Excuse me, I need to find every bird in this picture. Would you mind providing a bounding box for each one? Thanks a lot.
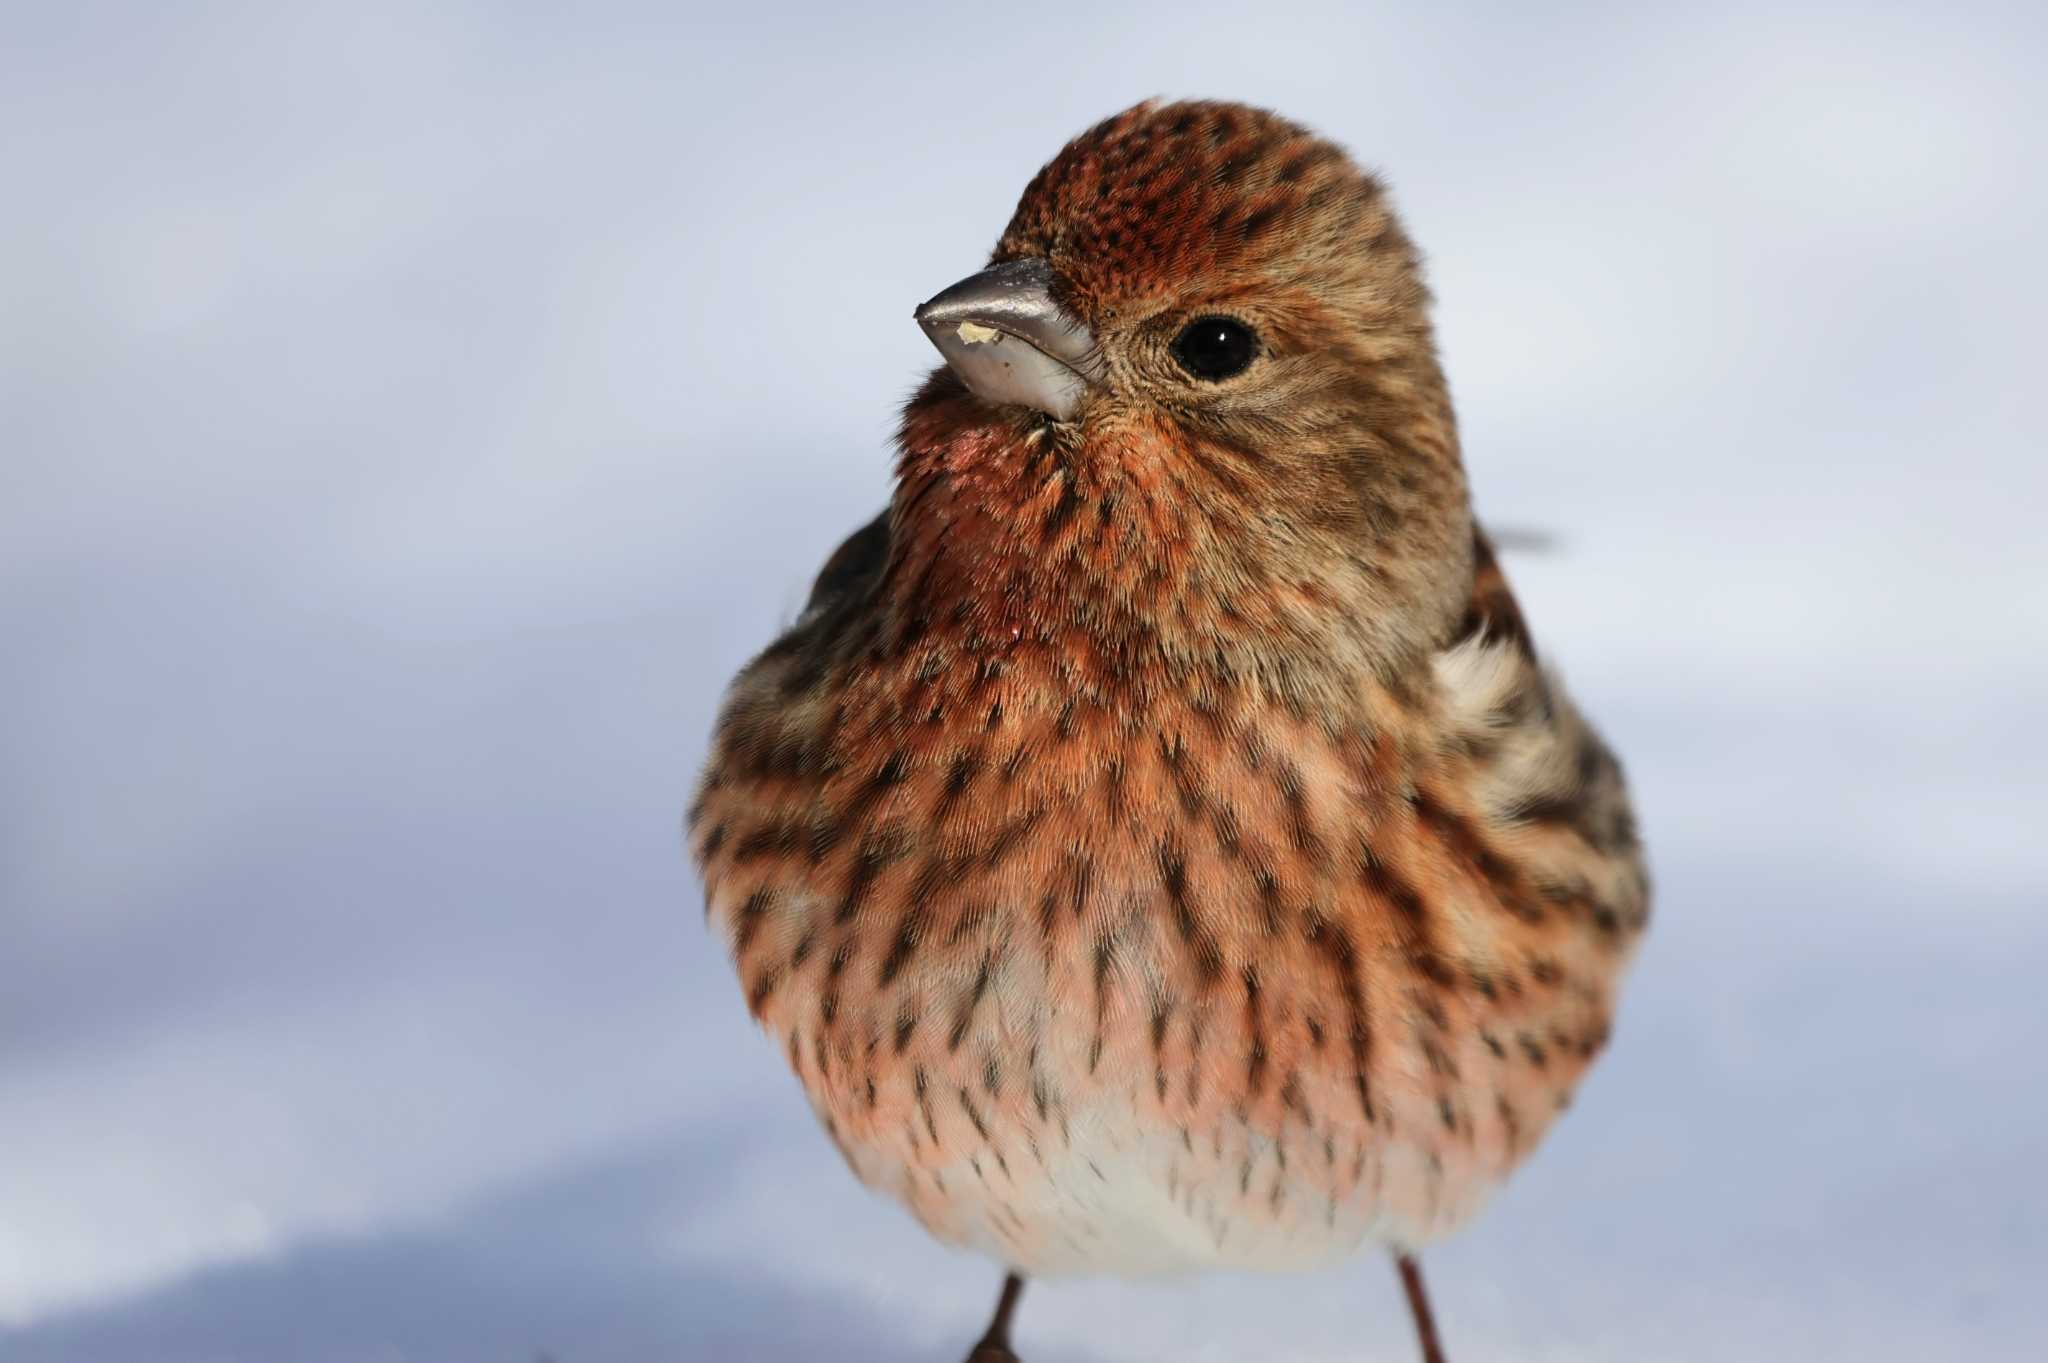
[687,99,1649,1363]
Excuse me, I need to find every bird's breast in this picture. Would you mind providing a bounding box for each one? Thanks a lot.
[691,650,1632,1266]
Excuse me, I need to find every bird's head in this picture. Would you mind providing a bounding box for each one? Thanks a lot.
[899,100,1475,682]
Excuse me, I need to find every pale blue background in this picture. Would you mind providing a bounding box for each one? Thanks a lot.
[4,2,2044,1359]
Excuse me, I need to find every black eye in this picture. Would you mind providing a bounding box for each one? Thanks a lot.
[1171,316,1259,381]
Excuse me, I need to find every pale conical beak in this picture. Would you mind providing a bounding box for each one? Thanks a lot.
[914,258,1102,421]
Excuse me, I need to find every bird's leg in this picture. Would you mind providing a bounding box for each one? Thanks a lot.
[1395,1253,1449,1363]
[962,1272,1027,1363]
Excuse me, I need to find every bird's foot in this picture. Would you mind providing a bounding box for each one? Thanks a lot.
[962,1345,1020,1363]
[960,1271,1026,1361]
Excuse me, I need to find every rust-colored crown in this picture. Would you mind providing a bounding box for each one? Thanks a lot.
[994,100,1406,315]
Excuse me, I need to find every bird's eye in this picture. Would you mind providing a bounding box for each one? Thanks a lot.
[1170,316,1259,381]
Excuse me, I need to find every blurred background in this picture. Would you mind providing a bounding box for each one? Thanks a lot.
[4,2,2044,1360]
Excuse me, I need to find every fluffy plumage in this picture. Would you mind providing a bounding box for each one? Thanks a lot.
[689,99,1648,1358]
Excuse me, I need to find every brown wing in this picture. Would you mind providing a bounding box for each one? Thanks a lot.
[801,510,890,620]
[1454,525,1535,658]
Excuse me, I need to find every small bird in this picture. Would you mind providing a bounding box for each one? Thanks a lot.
[688,100,1648,1363]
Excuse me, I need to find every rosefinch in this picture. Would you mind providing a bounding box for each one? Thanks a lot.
[689,99,1648,1363]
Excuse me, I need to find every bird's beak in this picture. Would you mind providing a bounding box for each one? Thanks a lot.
[914,258,1103,422]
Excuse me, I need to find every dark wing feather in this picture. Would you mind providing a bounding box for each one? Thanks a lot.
[802,511,891,620]
[1456,525,1534,659]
